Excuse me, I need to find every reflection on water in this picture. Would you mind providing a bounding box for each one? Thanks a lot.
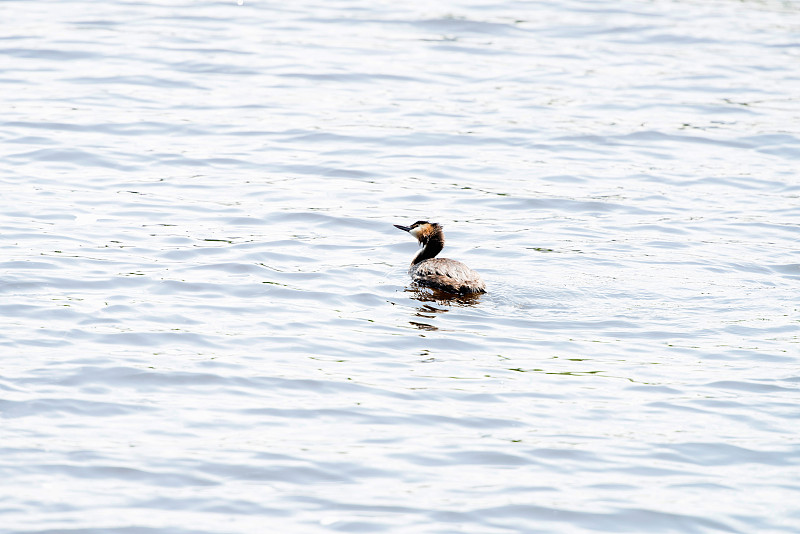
[2,0,799,533]
[406,287,485,306]
[404,287,486,330]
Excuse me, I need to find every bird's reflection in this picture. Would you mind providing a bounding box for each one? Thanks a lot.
[404,286,483,331]
[406,286,484,307]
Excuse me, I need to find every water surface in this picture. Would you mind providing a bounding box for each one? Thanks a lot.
[1,0,799,532]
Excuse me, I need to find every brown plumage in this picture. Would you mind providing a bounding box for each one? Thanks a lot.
[394,221,486,295]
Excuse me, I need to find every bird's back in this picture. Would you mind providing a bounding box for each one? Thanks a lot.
[410,258,486,294]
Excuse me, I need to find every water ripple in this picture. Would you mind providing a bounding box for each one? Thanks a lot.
[1,0,799,532]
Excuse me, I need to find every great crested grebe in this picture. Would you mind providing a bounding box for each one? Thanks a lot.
[394,221,486,295]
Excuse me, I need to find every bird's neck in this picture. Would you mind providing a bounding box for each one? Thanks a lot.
[412,234,444,265]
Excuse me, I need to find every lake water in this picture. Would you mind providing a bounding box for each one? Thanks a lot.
[1,0,799,532]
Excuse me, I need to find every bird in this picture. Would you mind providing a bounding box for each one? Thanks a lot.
[394,220,486,295]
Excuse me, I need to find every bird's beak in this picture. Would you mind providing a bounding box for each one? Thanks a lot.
[394,224,411,232]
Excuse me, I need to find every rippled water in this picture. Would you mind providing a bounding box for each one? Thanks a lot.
[2,0,799,532]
